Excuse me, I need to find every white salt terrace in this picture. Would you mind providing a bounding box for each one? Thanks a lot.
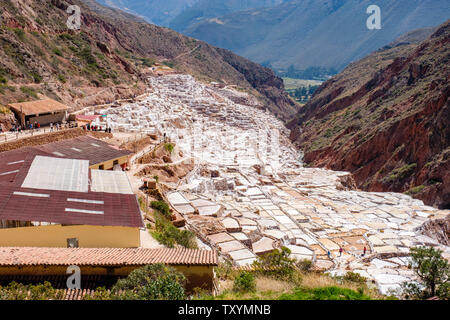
[103,74,449,296]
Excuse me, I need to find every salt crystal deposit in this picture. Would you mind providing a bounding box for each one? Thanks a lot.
[104,74,449,296]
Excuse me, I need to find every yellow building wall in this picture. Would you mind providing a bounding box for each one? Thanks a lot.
[0,224,140,248]
[89,155,129,170]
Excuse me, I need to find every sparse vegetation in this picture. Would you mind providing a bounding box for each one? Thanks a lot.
[150,200,172,219]
[199,249,383,300]
[0,106,11,114]
[279,286,371,300]
[162,61,175,68]
[57,74,66,83]
[150,210,197,249]
[0,281,64,300]
[252,247,298,280]
[405,185,425,195]
[402,246,449,300]
[111,264,186,300]
[233,271,256,293]
[20,86,38,99]
[382,163,417,184]
[164,143,174,153]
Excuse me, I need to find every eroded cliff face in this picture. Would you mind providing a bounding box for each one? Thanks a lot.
[289,21,450,209]
[0,111,16,131]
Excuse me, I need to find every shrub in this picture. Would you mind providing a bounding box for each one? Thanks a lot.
[0,106,11,114]
[13,28,25,40]
[0,281,63,300]
[164,143,174,153]
[30,72,42,84]
[57,74,66,83]
[112,264,186,300]
[253,247,297,279]
[215,260,237,280]
[52,48,63,57]
[151,211,197,249]
[297,259,313,272]
[233,271,256,293]
[150,200,172,219]
[162,61,175,68]
[342,272,367,284]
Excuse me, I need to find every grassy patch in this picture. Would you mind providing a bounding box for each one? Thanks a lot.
[13,28,26,41]
[0,85,15,95]
[57,74,66,83]
[279,286,371,300]
[20,86,38,99]
[405,185,426,195]
[0,75,7,84]
[162,61,175,68]
[150,207,197,249]
[382,163,417,184]
[150,200,171,219]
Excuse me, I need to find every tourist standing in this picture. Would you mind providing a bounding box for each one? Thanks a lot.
[339,247,343,257]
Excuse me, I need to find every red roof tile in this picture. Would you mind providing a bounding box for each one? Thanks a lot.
[0,247,218,266]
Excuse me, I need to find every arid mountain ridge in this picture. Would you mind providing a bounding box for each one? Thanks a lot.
[0,0,296,120]
[289,21,450,209]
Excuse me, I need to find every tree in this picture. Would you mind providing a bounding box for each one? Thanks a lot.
[402,246,449,299]
[111,264,186,300]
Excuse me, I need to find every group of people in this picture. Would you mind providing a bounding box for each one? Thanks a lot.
[82,123,112,133]
[327,246,368,259]
[9,121,40,133]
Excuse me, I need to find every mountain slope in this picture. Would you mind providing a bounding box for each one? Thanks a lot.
[0,0,296,120]
[169,0,287,31]
[181,0,450,74]
[288,21,450,209]
[95,0,200,26]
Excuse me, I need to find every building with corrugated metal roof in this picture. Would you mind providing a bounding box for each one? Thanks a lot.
[0,146,143,248]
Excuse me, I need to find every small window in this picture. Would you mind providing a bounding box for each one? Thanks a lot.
[99,165,104,170]
[113,160,119,166]
[67,238,79,248]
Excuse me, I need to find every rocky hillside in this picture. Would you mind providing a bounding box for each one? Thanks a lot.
[289,21,450,209]
[0,0,296,120]
[96,0,200,26]
[174,0,450,75]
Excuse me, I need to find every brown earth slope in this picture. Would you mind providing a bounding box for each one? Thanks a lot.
[289,21,450,209]
[0,0,296,120]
